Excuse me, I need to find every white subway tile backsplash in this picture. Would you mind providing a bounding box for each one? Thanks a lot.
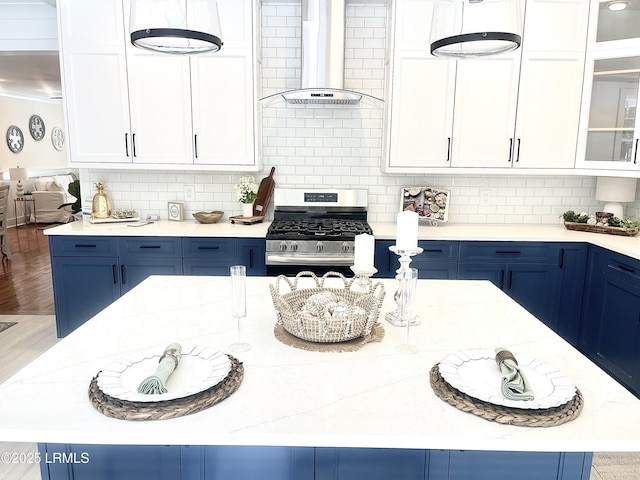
[76,3,634,226]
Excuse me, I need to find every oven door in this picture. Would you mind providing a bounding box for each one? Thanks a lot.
[265,253,355,277]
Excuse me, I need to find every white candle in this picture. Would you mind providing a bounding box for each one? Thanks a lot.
[396,210,418,250]
[353,233,375,271]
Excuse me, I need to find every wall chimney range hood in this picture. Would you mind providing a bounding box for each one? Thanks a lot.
[260,0,383,106]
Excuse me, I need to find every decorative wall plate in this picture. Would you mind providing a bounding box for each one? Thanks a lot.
[6,125,24,153]
[29,115,45,140]
[51,126,64,151]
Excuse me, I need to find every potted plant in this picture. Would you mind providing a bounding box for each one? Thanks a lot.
[234,175,258,217]
[58,173,82,221]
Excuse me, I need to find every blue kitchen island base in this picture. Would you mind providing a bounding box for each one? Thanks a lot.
[38,444,592,480]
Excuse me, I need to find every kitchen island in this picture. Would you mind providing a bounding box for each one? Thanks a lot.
[0,275,639,479]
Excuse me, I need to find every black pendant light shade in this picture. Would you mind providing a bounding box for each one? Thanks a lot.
[130,0,223,54]
[430,0,522,58]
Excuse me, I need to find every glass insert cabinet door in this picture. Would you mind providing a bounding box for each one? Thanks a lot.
[582,55,640,167]
[594,0,640,45]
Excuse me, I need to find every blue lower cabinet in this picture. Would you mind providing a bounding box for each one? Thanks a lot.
[235,238,266,276]
[374,240,458,279]
[448,451,592,480]
[38,445,592,480]
[182,237,266,276]
[315,447,432,480]
[38,444,181,480]
[457,262,557,323]
[551,243,588,346]
[51,256,122,337]
[181,445,314,480]
[119,258,184,294]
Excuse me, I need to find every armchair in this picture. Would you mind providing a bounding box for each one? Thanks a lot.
[31,175,78,224]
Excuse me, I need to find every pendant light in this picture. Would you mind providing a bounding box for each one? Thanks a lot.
[430,0,522,59]
[129,0,223,54]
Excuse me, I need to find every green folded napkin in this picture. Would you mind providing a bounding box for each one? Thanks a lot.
[495,348,534,401]
[137,343,182,395]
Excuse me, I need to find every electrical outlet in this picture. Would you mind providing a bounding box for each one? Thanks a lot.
[146,214,160,221]
[184,185,195,202]
[480,189,491,207]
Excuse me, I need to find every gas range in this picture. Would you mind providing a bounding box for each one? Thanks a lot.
[265,188,371,273]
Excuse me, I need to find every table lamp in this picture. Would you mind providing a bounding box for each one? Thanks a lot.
[9,167,28,197]
[595,176,637,219]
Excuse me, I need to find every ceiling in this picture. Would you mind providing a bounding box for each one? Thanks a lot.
[0,0,61,102]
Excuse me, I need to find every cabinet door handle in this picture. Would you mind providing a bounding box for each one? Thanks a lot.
[121,265,126,284]
[495,250,521,255]
[198,246,220,250]
[616,264,636,274]
[194,134,198,158]
[139,245,161,249]
[515,138,521,162]
[424,249,444,253]
[74,244,97,249]
[634,139,639,164]
[446,137,451,162]
[499,270,505,289]
[558,248,565,268]
[507,270,513,290]
[508,138,513,162]
[249,249,253,268]
[125,133,129,157]
[112,264,118,284]
[132,133,137,157]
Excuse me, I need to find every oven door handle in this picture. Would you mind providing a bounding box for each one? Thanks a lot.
[266,254,354,266]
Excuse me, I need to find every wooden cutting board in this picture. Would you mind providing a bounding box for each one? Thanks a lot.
[253,167,276,217]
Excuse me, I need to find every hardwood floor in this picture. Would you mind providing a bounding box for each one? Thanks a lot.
[0,224,55,315]
[0,226,638,479]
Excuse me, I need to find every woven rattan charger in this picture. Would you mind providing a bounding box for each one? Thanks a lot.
[89,355,243,421]
[429,364,583,427]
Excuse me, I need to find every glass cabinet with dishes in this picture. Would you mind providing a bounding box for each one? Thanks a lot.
[576,0,640,170]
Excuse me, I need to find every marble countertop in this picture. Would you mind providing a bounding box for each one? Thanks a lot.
[46,220,640,261]
[0,275,639,452]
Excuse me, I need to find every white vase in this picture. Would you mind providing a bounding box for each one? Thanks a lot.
[241,202,254,217]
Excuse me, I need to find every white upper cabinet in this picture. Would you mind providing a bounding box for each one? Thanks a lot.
[59,0,258,170]
[191,0,256,168]
[385,0,456,170]
[511,0,589,169]
[59,0,132,164]
[384,0,588,173]
[576,0,640,172]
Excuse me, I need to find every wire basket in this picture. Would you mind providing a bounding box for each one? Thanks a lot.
[269,271,385,343]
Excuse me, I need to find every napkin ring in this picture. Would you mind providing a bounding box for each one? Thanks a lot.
[160,348,181,367]
[495,349,517,366]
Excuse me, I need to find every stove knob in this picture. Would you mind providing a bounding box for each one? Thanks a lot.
[316,241,324,252]
[341,242,350,253]
[279,241,288,251]
[290,241,298,251]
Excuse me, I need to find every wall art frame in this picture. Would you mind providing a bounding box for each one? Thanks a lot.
[400,186,450,223]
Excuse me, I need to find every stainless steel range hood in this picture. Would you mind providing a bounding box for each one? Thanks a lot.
[260,0,383,106]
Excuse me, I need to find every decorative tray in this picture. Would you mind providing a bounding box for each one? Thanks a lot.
[96,345,231,403]
[89,211,141,224]
[438,349,576,410]
[563,221,640,237]
[229,215,265,225]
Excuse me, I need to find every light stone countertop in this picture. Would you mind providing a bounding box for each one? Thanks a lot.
[0,275,638,452]
[46,220,640,261]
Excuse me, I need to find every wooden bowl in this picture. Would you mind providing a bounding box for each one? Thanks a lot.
[193,211,224,224]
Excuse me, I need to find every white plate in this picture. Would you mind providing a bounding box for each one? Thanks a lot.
[438,349,576,409]
[96,345,232,403]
